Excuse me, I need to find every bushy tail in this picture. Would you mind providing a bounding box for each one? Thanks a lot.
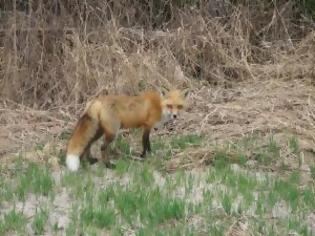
[66,114,98,171]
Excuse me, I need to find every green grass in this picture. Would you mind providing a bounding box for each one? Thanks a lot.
[221,193,232,215]
[288,136,300,155]
[274,179,300,211]
[65,204,80,236]
[15,162,54,200]
[0,134,314,235]
[32,207,49,235]
[114,158,131,176]
[135,162,155,185]
[0,180,13,203]
[288,218,310,236]
[62,171,96,199]
[170,134,203,149]
[80,204,116,229]
[302,186,315,210]
[267,136,280,157]
[0,209,27,234]
[113,184,186,225]
[113,134,132,156]
[151,136,167,151]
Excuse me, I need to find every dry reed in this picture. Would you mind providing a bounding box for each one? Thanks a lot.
[0,0,314,159]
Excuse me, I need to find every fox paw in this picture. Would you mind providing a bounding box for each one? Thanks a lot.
[87,157,98,165]
[105,162,116,169]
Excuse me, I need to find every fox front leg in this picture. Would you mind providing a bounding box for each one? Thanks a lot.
[141,129,151,158]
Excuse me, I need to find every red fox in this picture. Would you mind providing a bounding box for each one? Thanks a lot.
[66,89,188,171]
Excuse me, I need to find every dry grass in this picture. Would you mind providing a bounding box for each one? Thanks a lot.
[165,78,315,171]
[0,1,315,160]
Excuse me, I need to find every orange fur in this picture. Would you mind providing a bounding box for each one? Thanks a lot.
[65,89,187,171]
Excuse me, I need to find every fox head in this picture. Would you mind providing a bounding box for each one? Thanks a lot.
[161,89,189,120]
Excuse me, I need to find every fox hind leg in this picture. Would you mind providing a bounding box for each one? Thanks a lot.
[82,128,103,165]
[99,111,120,169]
[101,133,116,168]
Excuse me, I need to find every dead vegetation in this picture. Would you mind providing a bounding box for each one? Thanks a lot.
[0,0,315,163]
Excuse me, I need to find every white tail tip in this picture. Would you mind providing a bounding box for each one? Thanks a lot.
[66,154,80,171]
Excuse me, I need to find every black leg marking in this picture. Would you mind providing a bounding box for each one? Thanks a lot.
[147,136,151,152]
[101,135,116,169]
[101,143,107,151]
[105,162,116,169]
[141,129,151,158]
[87,157,98,165]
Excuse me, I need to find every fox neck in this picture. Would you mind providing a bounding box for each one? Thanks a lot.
[154,107,172,130]
[161,108,172,123]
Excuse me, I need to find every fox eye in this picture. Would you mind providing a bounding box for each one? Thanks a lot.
[177,105,183,109]
[167,104,173,109]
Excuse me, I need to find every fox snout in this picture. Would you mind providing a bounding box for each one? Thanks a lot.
[165,110,178,120]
